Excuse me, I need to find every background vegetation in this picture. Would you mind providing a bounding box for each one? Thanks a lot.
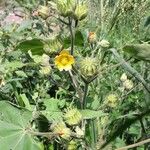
[0,0,150,149]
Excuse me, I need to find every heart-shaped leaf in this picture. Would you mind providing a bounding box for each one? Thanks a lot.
[0,101,43,150]
[16,39,44,55]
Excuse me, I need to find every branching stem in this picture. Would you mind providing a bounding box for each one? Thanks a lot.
[116,138,150,150]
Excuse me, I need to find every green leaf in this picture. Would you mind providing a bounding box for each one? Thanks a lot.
[43,98,60,111]
[80,109,107,119]
[16,39,44,55]
[0,101,43,150]
[15,71,28,78]
[63,30,84,48]
[101,109,150,149]
[41,111,63,121]
[16,20,33,32]
[115,138,126,148]
[3,61,25,72]
[123,44,150,62]
[19,94,32,111]
[42,98,63,121]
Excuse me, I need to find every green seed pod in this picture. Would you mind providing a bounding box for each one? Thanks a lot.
[38,5,49,19]
[67,140,78,150]
[64,108,82,126]
[120,73,128,82]
[56,0,76,17]
[105,93,118,108]
[44,39,62,54]
[73,3,88,21]
[79,57,98,77]
[51,122,71,140]
[98,39,110,48]
[39,66,51,75]
[41,54,50,66]
[123,79,134,90]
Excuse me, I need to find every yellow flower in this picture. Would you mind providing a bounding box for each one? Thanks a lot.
[54,50,75,71]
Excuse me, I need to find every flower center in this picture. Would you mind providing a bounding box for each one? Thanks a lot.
[61,57,69,65]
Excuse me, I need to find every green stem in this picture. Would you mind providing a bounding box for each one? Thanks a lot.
[69,70,83,101]
[90,119,97,149]
[110,48,150,93]
[68,17,75,55]
[82,83,89,109]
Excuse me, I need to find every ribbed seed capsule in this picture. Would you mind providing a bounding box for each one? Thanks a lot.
[80,57,98,77]
[105,93,118,108]
[39,66,51,75]
[56,0,76,17]
[38,5,49,19]
[73,3,88,21]
[51,122,71,140]
[44,39,62,54]
[67,140,78,150]
[64,108,82,126]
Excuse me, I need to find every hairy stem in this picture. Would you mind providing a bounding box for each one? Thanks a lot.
[90,119,97,149]
[82,83,89,109]
[68,17,75,55]
[116,138,150,150]
[110,48,150,93]
[69,70,83,101]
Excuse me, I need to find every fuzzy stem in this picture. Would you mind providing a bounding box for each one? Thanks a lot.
[90,119,97,149]
[82,83,89,109]
[69,70,83,101]
[68,17,75,55]
[100,0,104,31]
[116,138,150,150]
[110,48,150,93]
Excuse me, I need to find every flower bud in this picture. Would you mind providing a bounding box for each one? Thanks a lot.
[75,126,84,137]
[67,140,78,150]
[79,57,98,77]
[44,39,62,54]
[88,32,97,44]
[120,73,128,82]
[56,0,76,17]
[105,93,118,108]
[41,54,50,66]
[98,39,110,48]
[123,79,134,90]
[51,122,71,140]
[38,5,49,19]
[100,116,109,126]
[39,66,51,75]
[64,108,82,126]
[0,77,5,88]
[73,3,88,21]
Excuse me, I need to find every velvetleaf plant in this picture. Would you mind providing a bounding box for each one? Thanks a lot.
[0,0,150,149]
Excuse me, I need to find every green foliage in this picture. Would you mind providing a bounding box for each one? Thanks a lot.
[0,0,150,149]
[63,30,84,48]
[16,39,44,55]
[0,101,43,150]
[123,43,150,62]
